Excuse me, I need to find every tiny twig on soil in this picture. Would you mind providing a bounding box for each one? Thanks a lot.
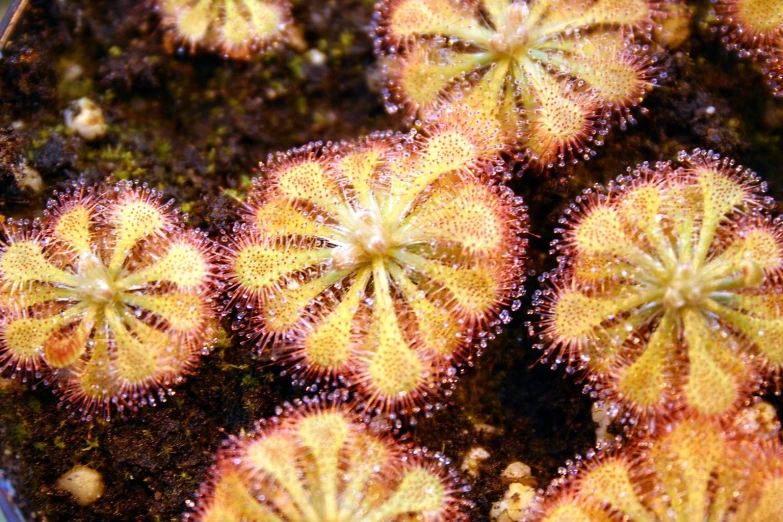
[0,0,30,51]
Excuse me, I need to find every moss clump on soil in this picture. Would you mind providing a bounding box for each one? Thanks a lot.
[0,1,781,521]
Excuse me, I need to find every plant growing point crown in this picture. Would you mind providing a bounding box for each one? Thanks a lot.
[531,149,783,422]
[535,414,783,521]
[188,404,468,521]
[222,116,528,416]
[156,0,293,60]
[0,180,219,421]
[715,0,783,96]
[376,0,668,169]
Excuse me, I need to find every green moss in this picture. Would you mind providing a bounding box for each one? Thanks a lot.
[288,56,305,80]
[227,97,244,113]
[57,75,95,101]
[10,422,30,446]
[26,397,41,414]
[81,438,100,452]
[87,145,145,180]
[218,361,249,372]
[240,373,259,390]
[296,96,308,114]
[220,188,242,200]
[339,31,354,49]
[154,141,172,162]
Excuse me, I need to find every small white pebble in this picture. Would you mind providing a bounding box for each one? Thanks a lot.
[501,461,536,486]
[64,98,108,141]
[15,163,43,193]
[736,401,781,438]
[473,422,500,435]
[56,465,104,506]
[62,63,84,82]
[364,64,385,94]
[461,446,490,478]
[305,49,326,67]
[490,483,538,522]
[592,402,618,443]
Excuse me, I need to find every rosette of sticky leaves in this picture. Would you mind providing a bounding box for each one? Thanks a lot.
[156,0,293,60]
[376,0,668,169]
[188,405,468,522]
[715,0,783,96]
[223,121,527,415]
[0,181,217,420]
[531,149,783,421]
[534,415,783,522]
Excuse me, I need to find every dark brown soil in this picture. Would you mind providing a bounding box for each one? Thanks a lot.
[0,1,781,521]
